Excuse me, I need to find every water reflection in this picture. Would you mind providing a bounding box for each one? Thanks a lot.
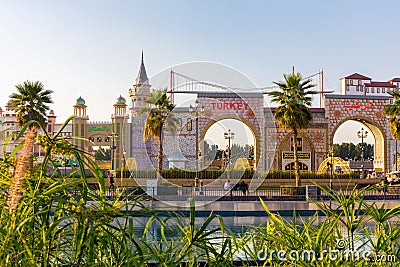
[117,214,393,251]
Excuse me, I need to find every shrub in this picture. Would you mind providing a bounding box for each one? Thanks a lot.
[262,170,359,179]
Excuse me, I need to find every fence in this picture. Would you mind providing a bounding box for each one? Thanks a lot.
[68,184,400,202]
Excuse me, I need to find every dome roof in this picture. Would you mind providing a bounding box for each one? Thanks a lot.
[76,96,85,105]
[116,95,126,105]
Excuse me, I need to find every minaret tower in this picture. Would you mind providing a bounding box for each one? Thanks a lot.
[129,51,151,115]
[111,95,129,169]
[72,96,89,150]
[47,110,56,136]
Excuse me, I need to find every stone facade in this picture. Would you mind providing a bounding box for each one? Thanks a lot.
[324,94,391,171]
[265,108,328,172]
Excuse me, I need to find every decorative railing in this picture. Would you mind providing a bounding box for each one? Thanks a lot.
[68,184,400,202]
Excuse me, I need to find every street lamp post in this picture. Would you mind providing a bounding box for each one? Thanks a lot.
[123,149,126,172]
[357,127,368,161]
[108,131,119,179]
[327,147,334,207]
[224,129,235,173]
[122,148,126,188]
[328,147,333,190]
[361,164,364,179]
[189,100,205,188]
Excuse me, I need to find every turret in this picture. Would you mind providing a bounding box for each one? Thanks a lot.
[129,51,151,111]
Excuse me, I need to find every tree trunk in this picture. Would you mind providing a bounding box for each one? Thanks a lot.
[292,129,301,187]
[7,127,36,212]
[157,135,163,176]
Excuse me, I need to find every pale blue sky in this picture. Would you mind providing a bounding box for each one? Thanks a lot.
[0,1,397,145]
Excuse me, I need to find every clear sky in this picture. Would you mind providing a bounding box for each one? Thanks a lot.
[1,1,398,145]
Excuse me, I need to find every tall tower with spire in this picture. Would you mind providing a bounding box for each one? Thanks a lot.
[129,51,151,115]
[129,52,155,170]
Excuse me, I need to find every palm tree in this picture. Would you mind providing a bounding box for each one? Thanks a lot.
[7,80,53,212]
[268,69,316,187]
[384,90,400,170]
[384,90,400,140]
[10,81,53,129]
[140,89,178,175]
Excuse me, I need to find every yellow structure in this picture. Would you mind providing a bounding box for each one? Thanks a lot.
[126,158,138,171]
[317,157,352,173]
[234,158,251,170]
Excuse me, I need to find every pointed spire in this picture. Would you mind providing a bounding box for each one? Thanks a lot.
[135,51,149,86]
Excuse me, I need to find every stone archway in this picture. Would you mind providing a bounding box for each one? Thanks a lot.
[330,116,386,171]
[196,92,265,171]
[277,132,315,171]
[324,94,390,172]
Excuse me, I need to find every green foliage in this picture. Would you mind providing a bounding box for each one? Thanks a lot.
[94,147,111,161]
[384,90,400,140]
[203,140,222,160]
[9,80,53,128]
[248,186,400,266]
[230,143,254,161]
[333,142,374,161]
[115,169,359,180]
[203,140,254,161]
[268,71,316,131]
[116,168,258,180]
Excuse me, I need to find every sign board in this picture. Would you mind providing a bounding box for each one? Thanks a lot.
[146,179,158,196]
[88,126,110,133]
[282,152,310,159]
[210,101,249,110]
[306,185,319,201]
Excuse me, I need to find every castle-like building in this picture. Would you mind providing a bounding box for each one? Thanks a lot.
[1,54,400,174]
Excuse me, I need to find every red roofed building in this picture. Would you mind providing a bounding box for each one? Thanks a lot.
[364,81,396,95]
[343,73,372,80]
[340,73,371,95]
[340,73,399,96]
[389,78,400,89]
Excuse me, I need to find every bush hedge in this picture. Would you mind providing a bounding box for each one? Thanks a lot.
[115,168,360,180]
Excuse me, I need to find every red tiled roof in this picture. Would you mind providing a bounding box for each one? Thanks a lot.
[364,81,396,88]
[342,73,371,80]
[389,78,400,82]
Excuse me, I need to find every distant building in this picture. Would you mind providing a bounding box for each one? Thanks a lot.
[340,73,400,96]
[0,99,71,157]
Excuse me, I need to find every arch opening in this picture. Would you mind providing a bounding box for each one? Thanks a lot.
[202,118,256,170]
[329,118,385,173]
